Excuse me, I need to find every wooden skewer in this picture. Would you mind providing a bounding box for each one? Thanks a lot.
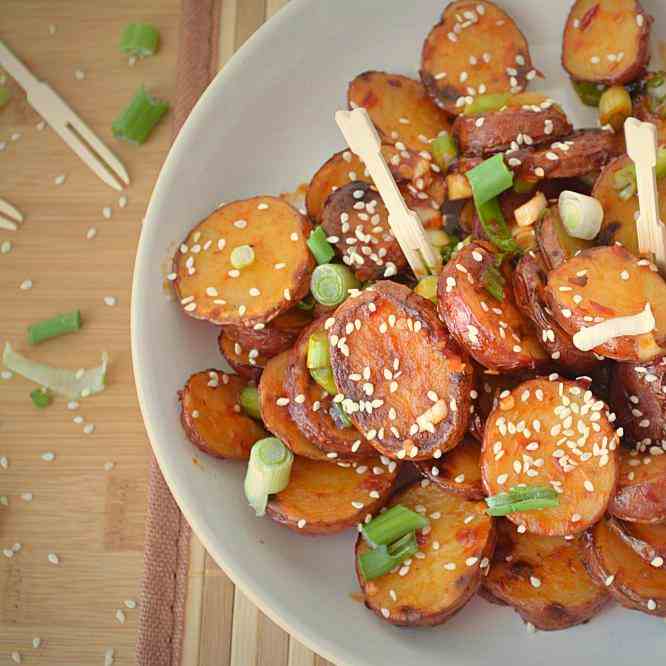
[335,108,441,279]
[624,117,666,269]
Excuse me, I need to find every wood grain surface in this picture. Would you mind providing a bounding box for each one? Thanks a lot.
[0,1,335,664]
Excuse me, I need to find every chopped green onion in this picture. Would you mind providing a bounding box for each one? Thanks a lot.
[477,198,520,255]
[306,332,330,369]
[362,504,429,548]
[240,386,261,420]
[120,23,160,57]
[244,437,293,517]
[513,177,537,195]
[467,154,514,207]
[645,73,666,116]
[486,497,560,516]
[3,343,108,400]
[430,133,458,171]
[27,309,81,345]
[309,367,337,395]
[296,295,315,311]
[482,262,505,301]
[330,402,353,429]
[230,244,255,269]
[463,93,511,115]
[30,388,52,409]
[112,86,169,145]
[426,229,450,250]
[485,485,559,516]
[598,86,632,132]
[414,275,438,302]
[358,531,419,581]
[558,191,603,240]
[571,80,606,107]
[441,236,461,263]
[0,87,11,109]
[307,226,336,265]
[310,263,360,307]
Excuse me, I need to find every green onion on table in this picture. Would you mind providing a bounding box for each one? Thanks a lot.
[112,86,169,145]
[30,387,52,409]
[119,23,160,57]
[27,309,81,345]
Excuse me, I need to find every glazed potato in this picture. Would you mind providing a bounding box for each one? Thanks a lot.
[593,154,666,255]
[348,71,451,153]
[609,445,666,523]
[267,454,398,535]
[608,517,666,566]
[259,352,330,462]
[546,245,666,362]
[608,358,666,451]
[328,281,474,461]
[483,519,609,630]
[416,436,484,500]
[179,370,267,459]
[421,0,535,115]
[287,319,376,460]
[355,480,496,626]
[218,330,268,382]
[481,377,619,536]
[535,206,594,271]
[173,197,314,327]
[437,241,548,372]
[583,516,666,617]
[562,0,652,85]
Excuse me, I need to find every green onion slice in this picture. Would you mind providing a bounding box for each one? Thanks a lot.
[330,402,353,429]
[481,261,505,301]
[30,388,52,409]
[306,331,331,370]
[513,177,537,195]
[0,87,11,109]
[120,23,160,57]
[467,154,514,207]
[230,244,255,269]
[240,386,261,420]
[414,275,438,302]
[3,342,108,400]
[571,80,606,107]
[307,226,336,265]
[430,133,458,171]
[310,263,360,307]
[358,531,419,581]
[485,485,559,517]
[558,191,603,240]
[477,198,520,255]
[309,367,337,395]
[463,93,511,115]
[27,309,81,345]
[362,504,429,549]
[244,437,293,517]
[112,86,169,145]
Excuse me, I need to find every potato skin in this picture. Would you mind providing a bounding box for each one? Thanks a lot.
[218,330,267,382]
[355,480,496,626]
[484,519,609,630]
[179,370,267,459]
[608,517,666,565]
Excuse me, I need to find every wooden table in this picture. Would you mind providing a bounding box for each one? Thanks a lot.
[0,1,333,664]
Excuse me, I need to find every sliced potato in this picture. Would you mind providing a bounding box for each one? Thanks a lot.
[536,206,594,271]
[287,319,376,460]
[218,330,268,381]
[513,250,601,374]
[545,245,666,362]
[267,454,398,535]
[355,480,495,626]
[348,71,451,153]
[329,281,473,461]
[609,445,666,523]
[608,518,666,566]
[416,436,484,500]
[593,154,666,255]
[173,197,314,327]
[481,377,619,536]
[583,516,666,616]
[437,241,548,372]
[420,0,535,115]
[562,0,652,85]
[483,519,609,630]
[179,370,267,459]
[608,358,666,451]
[259,352,330,462]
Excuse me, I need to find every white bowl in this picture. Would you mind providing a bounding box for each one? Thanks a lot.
[132,1,666,664]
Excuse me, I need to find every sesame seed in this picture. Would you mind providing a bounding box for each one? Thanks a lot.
[651,556,664,567]
[48,552,59,565]
[517,524,527,534]
[41,452,55,462]
[466,557,479,567]
[20,279,33,291]
[115,608,126,624]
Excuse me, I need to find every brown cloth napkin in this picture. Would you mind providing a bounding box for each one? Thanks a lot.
[136,1,222,664]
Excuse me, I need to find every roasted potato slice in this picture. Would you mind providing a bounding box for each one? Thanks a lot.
[287,319,376,460]
[355,480,495,626]
[483,519,609,630]
[609,358,666,451]
[452,98,572,156]
[608,517,666,565]
[562,0,652,85]
[179,370,267,459]
[583,516,666,616]
[481,377,619,536]
[513,250,601,374]
[546,245,666,362]
[267,454,398,535]
[223,308,312,358]
[593,154,666,255]
[173,197,314,327]
[259,352,330,462]
[437,241,548,372]
[609,445,666,523]
[348,71,451,153]
[416,436,484,500]
[218,330,267,382]
[536,206,594,271]
[420,0,535,115]
[329,281,473,461]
